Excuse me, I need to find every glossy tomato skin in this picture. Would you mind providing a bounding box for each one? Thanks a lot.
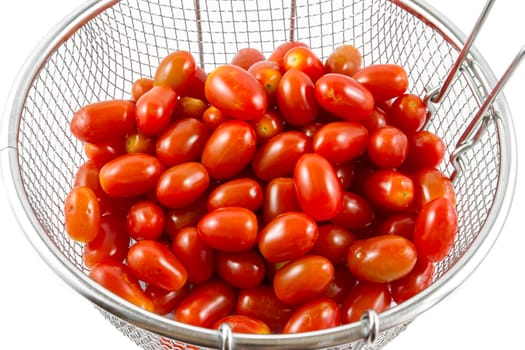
[156,162,210,209]
[323,265,357,303]
[294,153,343,221]
[215,250,266,289]
[252,131,312,181]
[262,177,301,224]
[174,279,237,328]
[231,47,265,70]
[367,126,408,169]
[207,178,263,212]
[248,61,283,107]
[273,255,335,305]
[197,207,258,252]
[145,284,189,315]
[324,44,362,76]
[201,120,257,180]
[202,105,227,131]
[236,285,294,332]
[155,118,209,167]
[353,64,409,102]
[70,100,135,144]
[205,64,267,121]
[310,224,356,265]
[84,138,126,169]
[127,240,188,291]
[334,162,357,190]
[283,297,341,334]
[136,86,178,136]
[89,259,155,312]
[99,153,164,197]
[131,77,154,101]
[277,69,319,126]
[413,167,456,210]
[404,130,446,171]
[313,121,369,164]
[184,66,208,102]
[283,46,325,82]
[164,198,208,238]
[64,186,101,243]
[413,197,458,262]
[258,211,319,263]
[331,191,375,231]
[361,106,389,134]
[154,50,196,94]
[74,160,105,198]
[213,315,271,334]
[315,73,375,122]
[174,96,207,120]
[268,41,308,70]
[341,282,391,324]
[379,213,417,240]
[171,227,215,284]
[251,110,284,144]
[363,169,414,212]
[83,214,130,269]
[125,131,156,154]
[390,258,434,304]
[347,235,417,283]
[126,200,165,241]
[388,93,427,134]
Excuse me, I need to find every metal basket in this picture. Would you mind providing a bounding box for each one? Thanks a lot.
[0,0,519,349]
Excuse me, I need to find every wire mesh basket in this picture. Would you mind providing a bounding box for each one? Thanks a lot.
[0,0,518,349]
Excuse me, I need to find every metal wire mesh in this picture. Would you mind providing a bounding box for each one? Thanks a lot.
[8,0,510,349]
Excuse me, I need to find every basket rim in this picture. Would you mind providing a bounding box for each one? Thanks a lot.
[0,0,518,348]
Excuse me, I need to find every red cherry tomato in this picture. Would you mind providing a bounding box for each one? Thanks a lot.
[174,96,207,120]
[388,93,427,134]
[361,106,389,133]
[294,153,343,221]
[64,186,101,243]
[201,120,257,180]
[135,86,177,136]
[313,121,369,164]
[197,207,258,252]
[273,255,335,305]
[248,60,283,106]
[315,73,375,122]
[213,315,271,334]
[258,211,319,263]
[413,197,458,262]
[84,138,126,169]
[363,169,414,212]
[347,235,417,283]
[154,50,196,94]
[127,240,188,291]
[283,297,340,334]
[215,250,266,289]
[277,69,319,126]
[310,224,356,265]
[125,131,156,154]
[251,110,284,144]
[404,130,446,170]
[202,105,227,131]
[126,200,165,241]
[207,178,263,212]
[367,126,408,169]
[283,46,325,82]
[184,66,208,102]
[155,118,209,167]
[252,131,312,181]
[164,198,207,238]
[205,64,267,121]
[324,44,362,76]
[89,259,154,312]
[171,226,215,284]
[323,265,358,303]
[341,282,391,324]
[390,258,434,304]
[353,64,409,102]
[268,41,308,70]
[99,153,164,197]
[131,77,154,101]
[145,284,189,315]
[74,160,105,198]
[331,191,375,231]
[231,47,265,70]
[413,167,456,210]
[334,162,357,190]
[379,213,417,240]
[262,177,301,224]
[156,162,210,209]
[174,279,237,328]
[70,100,135,144]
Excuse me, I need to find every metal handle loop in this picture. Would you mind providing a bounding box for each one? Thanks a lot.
[360,309,380,346]
[218,322,235,350]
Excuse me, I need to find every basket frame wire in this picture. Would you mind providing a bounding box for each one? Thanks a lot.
[0,0,518,349]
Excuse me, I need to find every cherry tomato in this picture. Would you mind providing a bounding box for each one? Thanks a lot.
[64,186,101,243]
[283,297,340,333]
[283,46,325,82]
[207,178,263,212]
[413,167,456,210]
[236,285,294,332]
[324,44,362,76]
[173,96,207,120]
[403,130,446,171]
[331,191,375,231]
[367,126,408,169]
[197,207,258,252]
[262,177,301,224]
[145,284,189,315]
[248,60,282,106]
[413,197,458,262]
[131,77,154,101]
[251,110,284,144]
[310,224,356,265]
[171,226,215,284]
[156,162,210,209]
[252,131,312,181]
[89,259,154,312]
[341,282,391,324]
[184,66,208,101]
[84,138,126,169]
[70,100,135,144]
[155,118,209,167]
[353,64,409,102]
[347,235,417,283]
[258,211,319,263]
[231,47,265,70]
[126,200,165,241]
[164,197,207,237]
[174,279,237,328]
[294,153,343,221]
[202,105,227,131]
[315,73,375,122]
[213,315,271,334]
[379,213,417,240]
[300,121,324,139]
[74,160,105,199]
[277,69,319,126]
[83,214,130,269]
[390,258,434,304]
[205,64,267,121]
[127,240,188,291]
[363,169,414,212]
[154,50,196,94]
[388,93,427,134]
[215,250,266,289]
[323,265,357,303]
[125,131,156,154]
[201,120,257,180]
[313,121,369,164]
[334,162,357,190]
[361,106,389,133]
[268,41,308,70]
[135,86,178,136]
[273,255,335,305]
[99,153,164,197]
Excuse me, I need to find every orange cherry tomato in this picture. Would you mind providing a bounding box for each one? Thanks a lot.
[64,186,101,243]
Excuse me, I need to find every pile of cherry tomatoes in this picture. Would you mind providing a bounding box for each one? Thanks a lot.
[65,41,458,334]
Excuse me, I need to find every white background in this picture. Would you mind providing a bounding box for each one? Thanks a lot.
[0,0,523,349]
